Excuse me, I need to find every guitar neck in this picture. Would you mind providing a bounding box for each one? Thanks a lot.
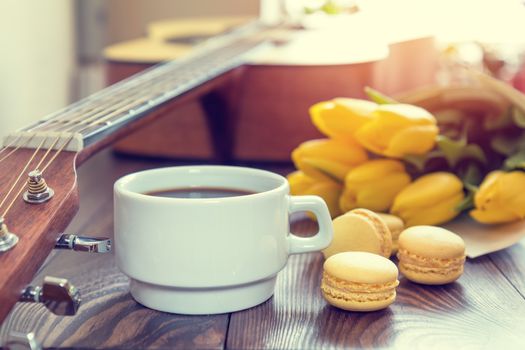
[4,21,268,159]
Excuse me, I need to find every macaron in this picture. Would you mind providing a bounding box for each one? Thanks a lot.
[397,225,466,285]
[321,251,399,312]
[323,208,392,259]
[376,213,404,255]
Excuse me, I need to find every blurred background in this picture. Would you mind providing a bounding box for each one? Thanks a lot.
[2,0,525,152]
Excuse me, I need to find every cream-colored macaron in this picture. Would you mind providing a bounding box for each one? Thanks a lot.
[321,251,399,312]
[376,213,404,255]
[323,208,392,259]
[397,225,466,285]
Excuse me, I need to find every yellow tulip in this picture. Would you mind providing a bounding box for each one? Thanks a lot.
[310,98,377,140]
[291,138,368,183]
[470,171,525,224]
[355,104,439,158]
[339,159,411,213]
[287,170,343,218]
[391,172,464,226]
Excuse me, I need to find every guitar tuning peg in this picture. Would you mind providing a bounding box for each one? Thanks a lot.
[0,217,18,253]
[3,331,41,350]
[23,170,54,204]
[19,276,81,316]
[55,234,111,253]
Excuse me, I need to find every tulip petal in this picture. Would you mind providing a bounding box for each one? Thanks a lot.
[310,99,376,139]
[287,171,316,195]
[395,192,464,226]
[385,124,439,157]
[292,139,368,166]
[354,173,412,212]
[344,159,407,184]
[339,187,358,214]
[470,207,520,224]
[392,172,463,213]
[298,158,352,183]
[474,171,503,209]
[376,104,437,125]
[307,181,343,218]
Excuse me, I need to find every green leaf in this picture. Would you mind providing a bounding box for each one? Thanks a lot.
[436,135,487,168]
[484,108,513,131]
[455,178,478,212]
[433,109,465,126]
[504,149,525,171]
[364,87,398,104]
[491,131,525,155]
[403,150,444,172]
[460,163,483,187]
[512,106,525,128]
[491,135,517,155]
[455,190,475,212]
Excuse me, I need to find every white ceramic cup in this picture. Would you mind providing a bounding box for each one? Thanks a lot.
[114,165,333,315]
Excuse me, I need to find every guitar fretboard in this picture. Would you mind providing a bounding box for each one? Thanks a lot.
[4,23,268,152]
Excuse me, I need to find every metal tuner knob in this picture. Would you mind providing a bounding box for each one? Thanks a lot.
[3,332,42,350]
[55,234,111,253]
[19,276,81,316]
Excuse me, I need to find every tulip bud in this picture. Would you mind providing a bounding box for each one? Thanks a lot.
[391,172,464,226]
[355,104,439,158]
[291,138,368,183]
[310,98,377,140]
[470,171,525,224]
[339,159,411,213]
[287,170,343,218]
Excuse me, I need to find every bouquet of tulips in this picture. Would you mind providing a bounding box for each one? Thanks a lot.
[288,70,525,226]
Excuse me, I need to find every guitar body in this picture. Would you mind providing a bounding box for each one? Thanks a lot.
[105,17,438,161]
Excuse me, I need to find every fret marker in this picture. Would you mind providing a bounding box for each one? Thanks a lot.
[23,170,54,204]
[0,217,18,253]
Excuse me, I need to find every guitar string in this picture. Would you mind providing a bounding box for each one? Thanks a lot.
[0,135,25,164]
[32,136,62,171]
[0,134,70,217]
[22,60,175,131]
[25,35,260,136]
[0,138,46,215]
[0,134,22,156]
[0,47,227,216]
[41,135,75,173]
[27,45,234,135]
[0,38,260,212]
[26,60,180,133]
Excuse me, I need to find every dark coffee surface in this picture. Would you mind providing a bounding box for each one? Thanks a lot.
[146,187,255,199]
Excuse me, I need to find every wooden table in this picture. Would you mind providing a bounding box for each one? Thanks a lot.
[2,149,525,349]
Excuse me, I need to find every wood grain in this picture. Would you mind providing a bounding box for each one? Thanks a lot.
[2,150,525,349]
[228,245,525,349]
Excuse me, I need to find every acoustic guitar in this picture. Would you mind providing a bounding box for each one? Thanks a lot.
[0,17,438,330]
[104,16,438,161]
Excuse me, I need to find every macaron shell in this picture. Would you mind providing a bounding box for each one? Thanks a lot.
[322,288,396,312]
[323,251,398,284]
[399,262,464,285]
[376,213,404,255]
[323,209,392,259]
[398,225,465,259]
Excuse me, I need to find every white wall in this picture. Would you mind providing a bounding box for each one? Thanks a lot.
[0,0,74,140]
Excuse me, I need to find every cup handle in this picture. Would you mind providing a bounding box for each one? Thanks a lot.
[287,195,333,254]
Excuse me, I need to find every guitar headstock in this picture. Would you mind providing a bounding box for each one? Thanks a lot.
[0,148,79,322]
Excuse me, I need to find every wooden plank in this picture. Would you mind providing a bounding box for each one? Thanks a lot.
[0,150,229,349]
[489,242,525,297]
[227,221,525,349]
